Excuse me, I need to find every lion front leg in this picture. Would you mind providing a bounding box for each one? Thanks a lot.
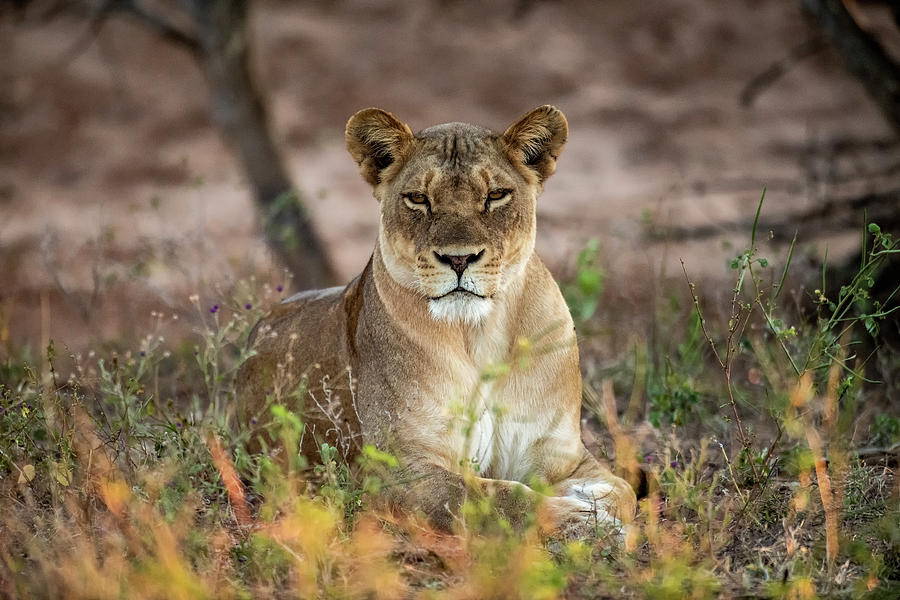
[383,457,635,540]
[388,463,544,532]
[550,445,638,532]
[384,461,604,536]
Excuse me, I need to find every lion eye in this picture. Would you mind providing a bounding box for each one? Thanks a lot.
[485,189,511,210]
[402,192,430,212]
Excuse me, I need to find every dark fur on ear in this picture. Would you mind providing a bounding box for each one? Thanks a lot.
[345,108,414,186]
[500,105,568,184]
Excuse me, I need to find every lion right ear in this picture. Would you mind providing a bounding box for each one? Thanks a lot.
[345,108,414,187]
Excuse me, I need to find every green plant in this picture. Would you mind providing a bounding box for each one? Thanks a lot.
[647,312,704,428]
[870,414,900,447]
[563,238,605,326]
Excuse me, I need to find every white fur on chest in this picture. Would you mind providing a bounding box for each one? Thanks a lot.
[428,308,566,482]
[442,373,553,481]
[465,406,545,480]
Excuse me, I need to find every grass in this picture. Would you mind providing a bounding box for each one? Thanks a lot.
[1,198,899,599]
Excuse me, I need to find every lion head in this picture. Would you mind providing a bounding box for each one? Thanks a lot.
[345,106,568,324]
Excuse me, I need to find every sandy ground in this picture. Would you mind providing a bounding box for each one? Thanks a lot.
[1,0,899,354]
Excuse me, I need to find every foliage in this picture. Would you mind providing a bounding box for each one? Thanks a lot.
[563,238,606,326]
[647,312,704,428]
[870,414,900,448]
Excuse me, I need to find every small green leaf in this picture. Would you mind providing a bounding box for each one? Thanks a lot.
[864,316,879,337]
[54,465,71,487]
[577,269,602,295]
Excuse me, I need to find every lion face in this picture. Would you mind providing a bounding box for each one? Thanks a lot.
[346,106,568,324]
[376,123,538,325]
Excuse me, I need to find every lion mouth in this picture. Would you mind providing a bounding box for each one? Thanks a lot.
[430,286,486,301]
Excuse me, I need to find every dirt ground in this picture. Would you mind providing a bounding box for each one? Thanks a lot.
[1,0,899,354]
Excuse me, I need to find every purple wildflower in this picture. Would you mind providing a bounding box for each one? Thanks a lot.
[140,351,146,357]
[245,303,252,310]
[276,285,283,292]
[670,460,679,468]
[210,305,219,314]
[250,417,257,425]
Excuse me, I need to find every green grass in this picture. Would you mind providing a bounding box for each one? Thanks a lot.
[1,201,898,599]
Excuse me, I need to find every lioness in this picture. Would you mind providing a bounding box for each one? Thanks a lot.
[237,106,637,534]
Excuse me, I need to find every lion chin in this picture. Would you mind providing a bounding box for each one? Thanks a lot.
[427,291,495,325]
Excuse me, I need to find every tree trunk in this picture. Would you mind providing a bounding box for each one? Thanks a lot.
[803,0,900,135]
[185,0,337,290]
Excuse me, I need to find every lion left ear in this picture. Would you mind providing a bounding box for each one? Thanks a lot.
[500,105,568,184]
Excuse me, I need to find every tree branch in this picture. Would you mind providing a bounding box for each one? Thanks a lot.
[645,187,900,242]
[115,0,200,56]
[740,36,827,107]
[58,0,117,66]
[62,0,200,64]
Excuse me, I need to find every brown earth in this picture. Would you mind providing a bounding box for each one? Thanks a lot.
[1,0,898,356]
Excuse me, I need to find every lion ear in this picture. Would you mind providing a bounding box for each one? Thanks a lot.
[345,108,414,186]
[500,105,568,183]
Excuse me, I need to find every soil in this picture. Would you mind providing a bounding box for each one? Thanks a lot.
[1,0,898,355]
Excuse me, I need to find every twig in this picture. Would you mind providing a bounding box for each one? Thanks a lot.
[681,260,723,370]
[748,265,802,376]
[682,260,760,483]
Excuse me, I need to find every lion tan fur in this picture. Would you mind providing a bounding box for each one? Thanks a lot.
[236,106,637,534]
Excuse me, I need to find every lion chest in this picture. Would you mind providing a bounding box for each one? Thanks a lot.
[374,303,580,483]
[426,371,554,482]
[463,405,545,480]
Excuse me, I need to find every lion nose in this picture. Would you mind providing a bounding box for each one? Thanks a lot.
[435,249,485,277]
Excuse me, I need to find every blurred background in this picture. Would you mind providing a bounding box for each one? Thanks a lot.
[1,0,899,355]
